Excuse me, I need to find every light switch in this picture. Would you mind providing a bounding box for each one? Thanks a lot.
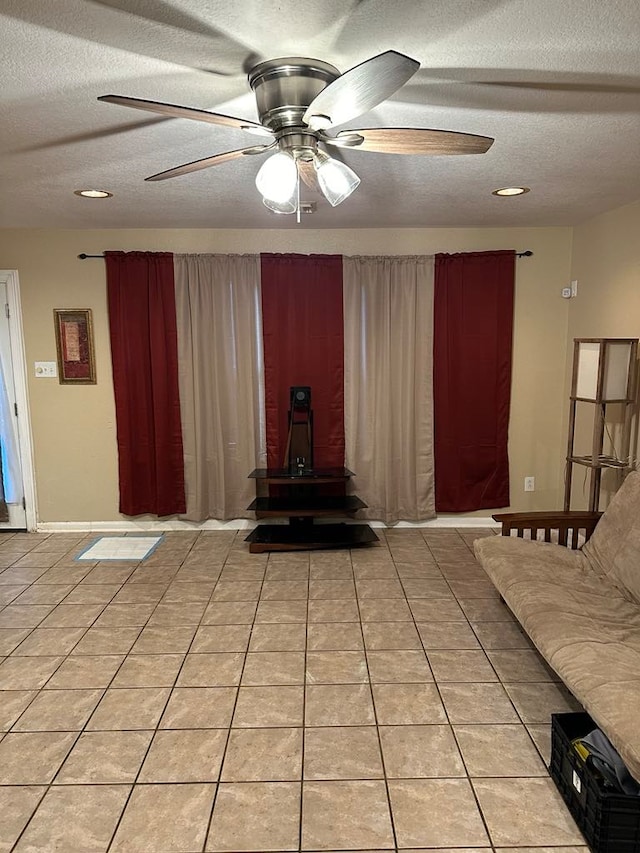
[35,361,57,378]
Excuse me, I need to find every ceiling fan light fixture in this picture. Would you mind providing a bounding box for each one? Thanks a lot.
[255,151,297,204]
[492,186,530,196]
[74,189,113,198]
[314,151,360,207]
[263,195,297,215]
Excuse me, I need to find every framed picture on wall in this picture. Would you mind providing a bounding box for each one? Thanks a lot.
[54,308,96,384]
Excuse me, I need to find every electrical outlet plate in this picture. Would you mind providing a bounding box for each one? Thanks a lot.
[524,476,535,492]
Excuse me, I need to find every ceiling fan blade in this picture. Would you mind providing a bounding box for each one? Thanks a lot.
[145,144,275,182]
[303,51,419,130]
[98,95,273,135]
[327,127,494,155]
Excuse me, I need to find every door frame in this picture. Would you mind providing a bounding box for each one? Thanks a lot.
[0,270,37,531]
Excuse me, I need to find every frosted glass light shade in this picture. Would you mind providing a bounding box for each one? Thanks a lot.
[263,194,297,214]
[314,152,360,206]
[575,339,634,401]
[255,152,297,204]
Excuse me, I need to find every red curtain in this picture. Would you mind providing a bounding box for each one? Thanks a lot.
[433,250,515,511]
[105,251,186,516]
[261,254,344,469]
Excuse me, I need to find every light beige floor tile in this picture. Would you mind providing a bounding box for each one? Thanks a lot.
[111,583,168,604]
[161,687,237,728]
[126,566,178,585]
[0,586,29,606]
[357,598,412,622]
[265,565,310,581]
[488,649,560,682]
[112,783,215,853]
[146,601,207,626]
[448,579,500,599]
[161,582,215,603]
[92,603,156,627]
[242,651,305,685]
[454,723,548,776]
[353,564,400,580]
[139,728,227,782]
[44,655,124,689]
[212,580,262,601]
[526,723,552,765]
[304,726,383,780]
[401,578,454,598]
[307,622,363,651]
[63,584,122,604]
[417,620,480,649]
[233,686,304,727]
[504,681,582,723]
[129,625,195,654]
[309,579,356,600]
[472,777,585,846]
[362,622,422,650]
[11,688,103,732]
[11,627,87,656]
[202,600,257,625]
[366,649,433,683]
[249,623,306,652]
[439,682,520,724]
[389,778,490,848]
[302,780,394,850]
[408,598,467,621]
[2,567,51,585]
[13,784,130,853]
[111,653,184,687]
[38,604,105,628]
[0,785,46,852]
[0,731,78,783]
[306,651,368,684]
[458,597,516,622]
[13,585,74,606]
[356,578,405,599]
[55,730,152,783]
[305,684,375,726]
[307,599,360,622]
[0,605,54,629]
[193,624,252,653]
[222,727,302,781]
[0,656,64,689]
[71,627,141,656]
[0,690,38,730]
[178,652,245,687]
[380,725,465,777]
[207,781,299,851]
[255,600,308,623]
[86,687,170,730]
[261,580,308,600]
[372,683,447,725]
[427,649,499,682]
[0,628,31,656]
[471,620,534,649]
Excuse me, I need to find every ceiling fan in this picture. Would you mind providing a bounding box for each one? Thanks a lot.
[99,50,494,214]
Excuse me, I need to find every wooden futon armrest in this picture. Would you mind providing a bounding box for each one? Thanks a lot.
[492,510,603,549]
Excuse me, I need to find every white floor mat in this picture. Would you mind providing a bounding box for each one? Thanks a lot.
[76,535,163,561]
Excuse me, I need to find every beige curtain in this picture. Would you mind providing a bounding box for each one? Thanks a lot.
[343,255,435,523]
[174,254,266,521]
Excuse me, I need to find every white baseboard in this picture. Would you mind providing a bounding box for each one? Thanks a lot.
[37,516,500,533]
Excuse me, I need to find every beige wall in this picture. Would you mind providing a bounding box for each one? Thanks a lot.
[0,225,573,524]
[565,200,640,508]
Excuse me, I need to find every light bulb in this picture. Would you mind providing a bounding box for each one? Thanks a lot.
[255,152,297,204]
[314,151,360,206]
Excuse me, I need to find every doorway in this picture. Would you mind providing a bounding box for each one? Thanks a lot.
[0,270,37,530]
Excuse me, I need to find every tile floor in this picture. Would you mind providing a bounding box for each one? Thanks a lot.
[0,527,588,852]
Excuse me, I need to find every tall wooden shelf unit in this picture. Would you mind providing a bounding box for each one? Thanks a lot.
[245,467,378,553]
[564,337,638,511]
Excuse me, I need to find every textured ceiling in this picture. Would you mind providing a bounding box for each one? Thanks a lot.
[1,0,639,229]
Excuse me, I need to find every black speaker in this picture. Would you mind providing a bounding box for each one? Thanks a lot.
[290,386,311,408]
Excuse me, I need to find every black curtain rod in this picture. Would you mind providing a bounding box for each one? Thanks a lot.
[78,250,535,260]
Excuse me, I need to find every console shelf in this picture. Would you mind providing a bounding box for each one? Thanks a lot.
[245,467,377,553]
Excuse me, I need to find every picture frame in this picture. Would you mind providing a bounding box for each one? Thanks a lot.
[54,309,96,384]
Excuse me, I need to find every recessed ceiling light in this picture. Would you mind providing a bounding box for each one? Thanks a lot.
[492,186,530,197]
[74,189,113,198]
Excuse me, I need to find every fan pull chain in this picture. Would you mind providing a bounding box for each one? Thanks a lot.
[296,169,301,224]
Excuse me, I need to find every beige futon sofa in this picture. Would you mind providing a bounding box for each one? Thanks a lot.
[474,470,640,783]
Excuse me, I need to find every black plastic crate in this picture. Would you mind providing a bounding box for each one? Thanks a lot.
[550,712,640,853]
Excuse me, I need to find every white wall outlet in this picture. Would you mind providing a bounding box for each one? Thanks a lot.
[35,361,57,378]
[561,287,572,299]
[524,476,535,492]
[571,279,578,297]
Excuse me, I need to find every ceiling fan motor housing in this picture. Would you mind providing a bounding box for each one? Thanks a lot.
[248,58,340,133]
